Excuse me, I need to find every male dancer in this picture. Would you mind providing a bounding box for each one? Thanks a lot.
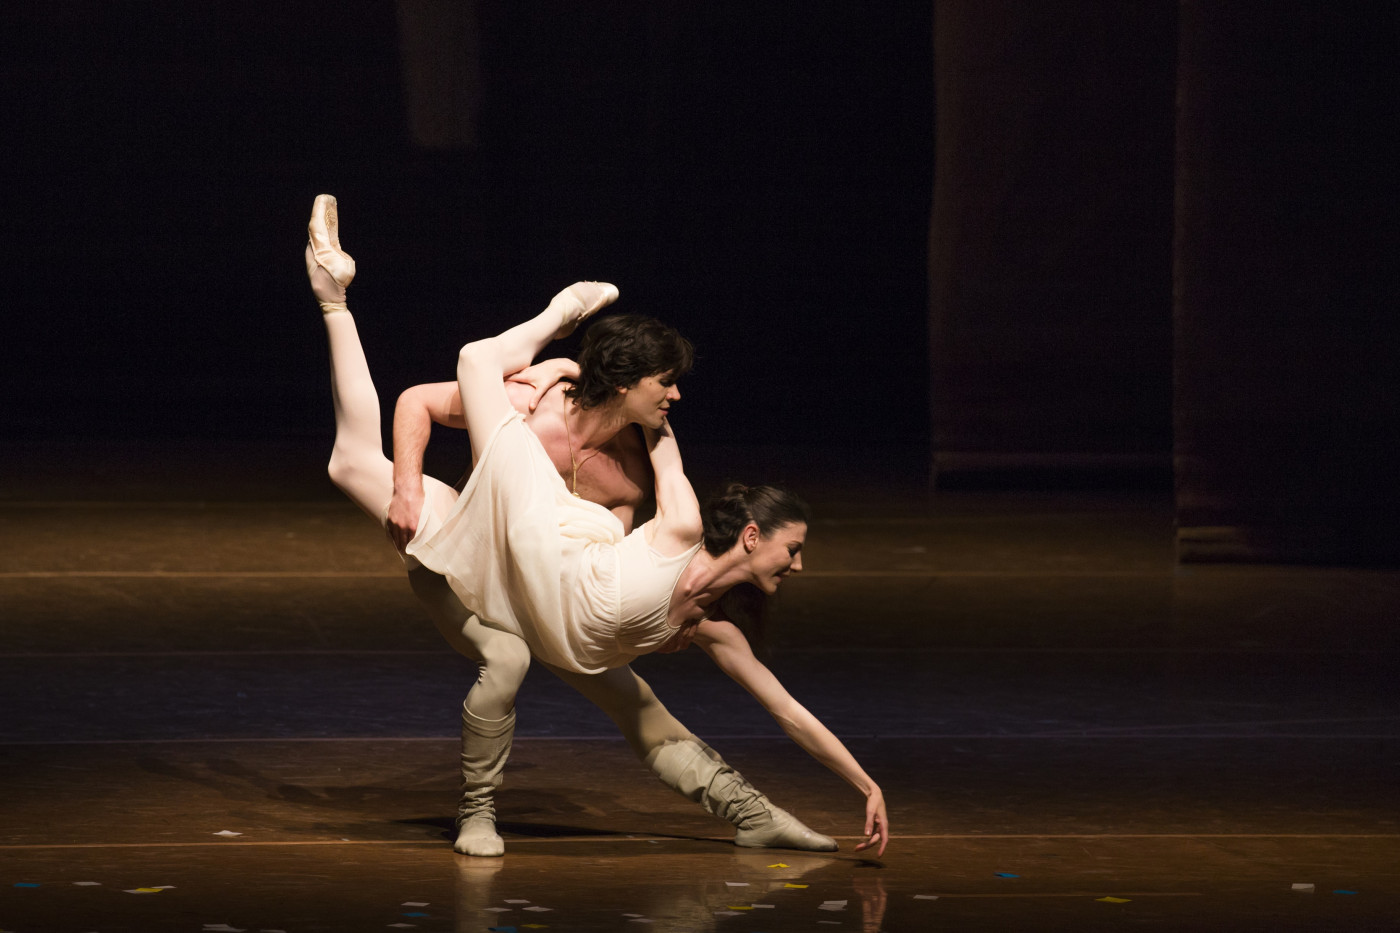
[308,195,836,857]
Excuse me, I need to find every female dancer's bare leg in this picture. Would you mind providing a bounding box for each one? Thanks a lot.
[308,194,530,856]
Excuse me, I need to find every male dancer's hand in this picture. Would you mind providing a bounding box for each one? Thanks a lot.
[386,483,424,552]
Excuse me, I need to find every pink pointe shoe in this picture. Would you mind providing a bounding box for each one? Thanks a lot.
[305,194,356,313]
[553,281,619,338]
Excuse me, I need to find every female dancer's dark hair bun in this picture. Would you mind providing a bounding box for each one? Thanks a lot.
[700,483,811,656]
[701,483,810,556]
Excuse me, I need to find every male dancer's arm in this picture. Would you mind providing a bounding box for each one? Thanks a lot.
[387,359,580,551]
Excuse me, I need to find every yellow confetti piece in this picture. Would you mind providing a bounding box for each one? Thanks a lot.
[784,883,808,889]
[1096,896,1131,904]
[768,862,789,869]
[726,906,753,911]
[129,887,165,894]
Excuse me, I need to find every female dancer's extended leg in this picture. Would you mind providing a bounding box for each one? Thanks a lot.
[307,194,530,856]
[454,281,618,457]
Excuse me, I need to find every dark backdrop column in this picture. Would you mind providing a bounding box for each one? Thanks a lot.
[1173,2,1398,564]
[928,1,1177,484]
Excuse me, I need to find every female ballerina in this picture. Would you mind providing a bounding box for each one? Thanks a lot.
[307,195,888,858]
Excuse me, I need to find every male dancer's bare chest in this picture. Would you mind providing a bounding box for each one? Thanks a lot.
[525,411,647,513]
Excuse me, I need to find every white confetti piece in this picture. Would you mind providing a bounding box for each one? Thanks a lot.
[725,881,749,887]
[402,902,429,907]
[818,904,846,911]
[822,899,848,907]
[72,881,102,886]
[213,830,243,838]
[752,903,776,908]
[914,894,939,900]
[713,911,743,918]
[1291,883,1315,893]
[523,906,552,912]
[504,899,531,904]
[483,907,511,913]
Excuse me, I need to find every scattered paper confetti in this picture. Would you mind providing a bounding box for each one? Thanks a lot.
[995,872,1019,878]
[125,888,167,894]
[1096,896,1131,904]
[523,906,551,912]
[725,881,750,887]
[402,902,429,907]
[1291,884,1315,893]
[13,883,40,888]
[768,862,789,869]
[73,882,102,886]
[784,883,808,889]
[822,900,848,907]
[725,905,753,910]
[1333,890,1358,895]
[818,904,846,911]
[213,830,243,837]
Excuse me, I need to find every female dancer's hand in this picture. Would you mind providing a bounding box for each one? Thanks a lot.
[854,786,889,857]
[507,357,581,411]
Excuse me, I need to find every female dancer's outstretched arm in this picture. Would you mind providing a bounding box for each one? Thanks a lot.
[692,618,890,856]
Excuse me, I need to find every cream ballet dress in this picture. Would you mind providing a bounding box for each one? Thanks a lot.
[406,411,701,674]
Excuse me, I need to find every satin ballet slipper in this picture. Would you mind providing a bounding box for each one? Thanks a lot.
[306,194,357,314]
[551,281,619,338]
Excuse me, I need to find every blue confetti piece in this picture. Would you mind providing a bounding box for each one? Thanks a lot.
[14,882,41,888]
[995,873,1019,879]
[403,914,429,918]
[1333,889,1358,895]
[489,927,518,933]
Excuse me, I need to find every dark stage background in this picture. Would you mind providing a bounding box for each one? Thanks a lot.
[2,1,1396,564]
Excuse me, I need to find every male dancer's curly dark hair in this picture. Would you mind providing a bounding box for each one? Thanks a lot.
[701,483,811,652]
[566,314,695,409]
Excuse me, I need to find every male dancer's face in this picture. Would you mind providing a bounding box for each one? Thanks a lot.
[616,371,681,429]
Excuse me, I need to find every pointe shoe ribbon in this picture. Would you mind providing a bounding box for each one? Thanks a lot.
[306,194,356,314]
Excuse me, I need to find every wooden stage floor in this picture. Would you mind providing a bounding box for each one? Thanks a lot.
[2,448,1398,931]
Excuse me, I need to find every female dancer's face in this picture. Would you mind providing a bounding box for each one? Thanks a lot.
[747,521,807,594]
[618,372,681,429]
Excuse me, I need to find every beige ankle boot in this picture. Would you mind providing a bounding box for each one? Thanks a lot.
[645,736,838,851]
[454,707,515,857]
